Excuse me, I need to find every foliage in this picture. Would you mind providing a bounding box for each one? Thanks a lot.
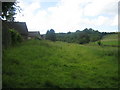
[55,28,102,44]
[46,29,56,41]
[97,41,102,46]
[2,1,21,21]
[9,29,23,45]
[76,32,90,44]
[3,40,118,88]
[34,36,42,40]
[89,34,119,46]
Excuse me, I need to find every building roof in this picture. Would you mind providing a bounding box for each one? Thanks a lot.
[2,21,28,36]
[28,31,41,38]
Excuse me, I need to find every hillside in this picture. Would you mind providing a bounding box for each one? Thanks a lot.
[3,40,119,88]
[101,34,119,46]
[88,34,119,46]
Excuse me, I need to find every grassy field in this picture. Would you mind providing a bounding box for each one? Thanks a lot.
[89,34,120,46]
[3,39,119,88]
[101,34,119,46]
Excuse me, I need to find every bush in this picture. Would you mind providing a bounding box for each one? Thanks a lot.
[97,40,102,46]
[9,29,23,45]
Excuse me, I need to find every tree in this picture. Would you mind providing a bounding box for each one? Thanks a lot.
[46,30,50,40]
[77,32,90,44]
[83,28,89,32]
[45,29,56,41]
[67,31,71,34]
[2,1,21,21]
[55,28,102,44]
[76,30,80,33]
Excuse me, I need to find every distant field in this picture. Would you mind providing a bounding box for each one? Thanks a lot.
[101,34,119,46]
[89,34,120,46]
[3,40,119,88]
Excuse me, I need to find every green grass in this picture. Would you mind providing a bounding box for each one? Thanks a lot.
[101,34,119,46]
[88,34,120,46]
[3,40,119,88]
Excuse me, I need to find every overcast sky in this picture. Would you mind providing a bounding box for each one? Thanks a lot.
[15,0,118,34]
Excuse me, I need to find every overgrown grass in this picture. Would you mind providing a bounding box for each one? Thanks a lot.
[101,34,119,46]
[88,34,120,46]
[3,39,119,88]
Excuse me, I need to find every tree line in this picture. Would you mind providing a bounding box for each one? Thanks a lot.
[2,2,116,45]
[45,28,110,44]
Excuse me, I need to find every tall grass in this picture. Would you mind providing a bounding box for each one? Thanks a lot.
[88,34,119,46]
[3,40,119,88]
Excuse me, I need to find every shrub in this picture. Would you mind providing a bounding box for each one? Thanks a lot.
[17,34,23,42]
[97,40,102,46]
[9,29,23,45]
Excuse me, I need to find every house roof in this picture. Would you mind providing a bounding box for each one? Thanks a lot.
[28,31,41,38]
[2,21,28,35]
